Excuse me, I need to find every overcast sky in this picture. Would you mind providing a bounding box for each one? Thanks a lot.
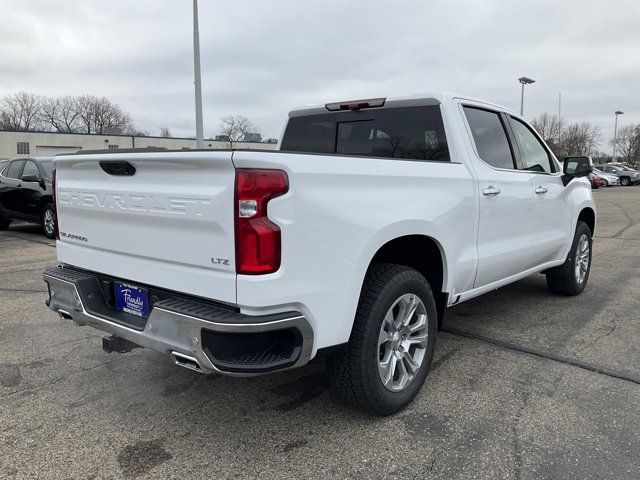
[1,0,638,151]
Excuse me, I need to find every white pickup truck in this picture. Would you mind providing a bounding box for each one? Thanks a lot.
[43,93,595,415]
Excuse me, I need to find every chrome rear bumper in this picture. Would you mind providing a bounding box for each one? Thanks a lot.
[43,265,314,376]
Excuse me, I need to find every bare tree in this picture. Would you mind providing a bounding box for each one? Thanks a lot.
[531,113,565,155]
[611,124,640,165]
[560,121,601,157]
[218,115,260,142]
[1,92,43,131]
[159,126,172,137]
[531,113,604,158]
[76,95,133,134]
[40,96,81,132]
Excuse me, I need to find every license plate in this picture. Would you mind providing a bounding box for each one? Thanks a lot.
[114,282,150,317]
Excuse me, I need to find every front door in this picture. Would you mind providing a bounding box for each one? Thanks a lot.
[507,116,573,266]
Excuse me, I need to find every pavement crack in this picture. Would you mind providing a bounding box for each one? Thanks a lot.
[0,287,47,293]
[429,450,441,472]
[442,327,640,386]
[598,199,636,238]
[572,321,617,357]
[0,232,55,247]
[0,353,136,399]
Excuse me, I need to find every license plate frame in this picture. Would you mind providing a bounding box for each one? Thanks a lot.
[114,281,150,318]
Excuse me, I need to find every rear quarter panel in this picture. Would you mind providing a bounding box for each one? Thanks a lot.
[233,151,476,352]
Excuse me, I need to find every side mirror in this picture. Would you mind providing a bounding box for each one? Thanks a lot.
[21,174,40,183]
[562,156,592,186]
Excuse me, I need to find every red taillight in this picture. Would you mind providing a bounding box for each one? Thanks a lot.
[51,168,59,240]
[235,169,289,275]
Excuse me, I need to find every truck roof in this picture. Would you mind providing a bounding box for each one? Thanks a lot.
[288,92,517,117]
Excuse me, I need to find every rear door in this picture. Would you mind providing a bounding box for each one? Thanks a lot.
[460,105,537,288]
[54,151,238,303]
[507,116,572,265]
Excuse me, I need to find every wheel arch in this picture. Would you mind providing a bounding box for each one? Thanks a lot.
[578,207,596,236]
[365,234,448,328]
[39,195,53,210]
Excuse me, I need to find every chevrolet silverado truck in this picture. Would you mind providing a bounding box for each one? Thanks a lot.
[43,93,595,415]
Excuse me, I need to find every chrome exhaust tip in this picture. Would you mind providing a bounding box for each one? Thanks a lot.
[171,351,202,373]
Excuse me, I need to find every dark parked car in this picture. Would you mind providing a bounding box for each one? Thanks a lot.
[0,157,56,238]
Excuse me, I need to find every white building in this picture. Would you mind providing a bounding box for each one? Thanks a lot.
[0,130,276,159]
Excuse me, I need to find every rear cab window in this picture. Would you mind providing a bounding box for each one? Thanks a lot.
[281,105,450,162]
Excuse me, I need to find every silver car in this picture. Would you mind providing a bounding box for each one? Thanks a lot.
[592,168,620,187]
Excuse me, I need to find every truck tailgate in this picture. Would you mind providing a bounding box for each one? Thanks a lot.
[54,151,237,304]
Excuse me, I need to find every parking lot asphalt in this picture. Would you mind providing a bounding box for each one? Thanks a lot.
[1,187,639,480]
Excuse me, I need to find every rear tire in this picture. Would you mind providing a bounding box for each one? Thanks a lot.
[603,179,609,187]
[546,221,592,296]
[0,219,10,230]
[41,203,56,239]
[327,263,437,416]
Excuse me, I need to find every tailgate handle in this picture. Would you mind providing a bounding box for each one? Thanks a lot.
[99,161,136,176]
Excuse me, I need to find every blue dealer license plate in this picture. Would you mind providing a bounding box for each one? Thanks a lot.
[114,282,150,317]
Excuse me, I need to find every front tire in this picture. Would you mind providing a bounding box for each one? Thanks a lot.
[546,221,592,296]
[327,264,437,416]
[620,176,631,186]
[41,203,56,239]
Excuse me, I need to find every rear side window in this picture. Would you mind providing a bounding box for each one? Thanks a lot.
[281,106,450,161]
[5,160,25,179]
[463,107,515,170]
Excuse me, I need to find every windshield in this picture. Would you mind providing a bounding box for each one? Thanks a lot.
[40,160,53,178]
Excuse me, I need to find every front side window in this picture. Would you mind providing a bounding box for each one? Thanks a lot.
[509,118,555,173]
[281,105,450,161]
[21,161,40,179]
[463,107,515,169]
[5,160,25,179]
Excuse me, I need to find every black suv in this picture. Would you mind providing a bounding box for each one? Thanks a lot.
[0,157,57,238]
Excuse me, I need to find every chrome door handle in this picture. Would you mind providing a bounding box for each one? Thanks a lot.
[482,186,501,196]
[535,186,548,194]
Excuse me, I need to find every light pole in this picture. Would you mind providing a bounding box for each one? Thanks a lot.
[518,77,535,116]
[193,0,204,149]
[612,111,624,163]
